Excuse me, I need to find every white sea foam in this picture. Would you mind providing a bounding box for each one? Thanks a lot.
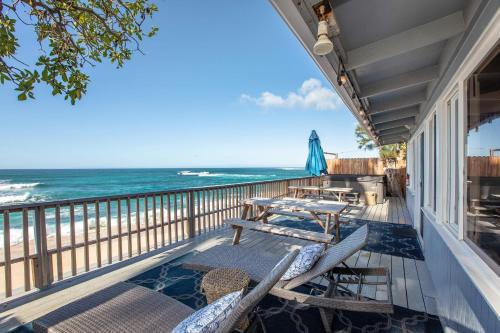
[0,182,41,191]
[198,173,274,178]
[177,171,210,176]
[0,192,31,204]
[279,167,302,170]
[178,171,272,178]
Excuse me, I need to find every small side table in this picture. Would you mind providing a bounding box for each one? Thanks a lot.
[201,268,251,330]
[202,268,250,303]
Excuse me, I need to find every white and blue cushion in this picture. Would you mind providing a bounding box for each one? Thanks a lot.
[281,244,324,280]
[172,290,243,333]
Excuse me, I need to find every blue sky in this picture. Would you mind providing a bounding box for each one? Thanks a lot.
[0,0,376,169]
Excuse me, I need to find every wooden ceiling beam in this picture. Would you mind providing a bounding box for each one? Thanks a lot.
[346,11,465,70]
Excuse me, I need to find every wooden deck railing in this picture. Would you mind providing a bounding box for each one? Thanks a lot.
[0,176,318,300]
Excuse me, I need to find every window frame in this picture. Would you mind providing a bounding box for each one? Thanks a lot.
[463,43,500,275]
[424,110,437,213]
[441,86,464,236]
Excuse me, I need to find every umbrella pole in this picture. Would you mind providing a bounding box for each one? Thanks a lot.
[318,174,322,198]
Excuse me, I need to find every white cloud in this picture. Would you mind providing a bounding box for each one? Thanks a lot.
[241,78,340,111]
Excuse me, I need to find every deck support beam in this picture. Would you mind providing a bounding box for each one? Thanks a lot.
[378,127,411,137]
[375,117,415,132]
[346,11,465,70]
[371,107,420,124]
[370,91,427,114]
[360,66,439,98]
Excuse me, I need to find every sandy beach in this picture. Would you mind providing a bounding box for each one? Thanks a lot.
[0,204,238,298]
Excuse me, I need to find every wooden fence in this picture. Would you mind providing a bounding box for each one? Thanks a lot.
[327,158,407,196]
[326,158,406,175]
[467,156,500,177]
[0,176,319,300]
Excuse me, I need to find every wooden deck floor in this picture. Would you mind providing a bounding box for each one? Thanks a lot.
[344,196,412,224]
[346,196,437,315]
[0,196,439,332]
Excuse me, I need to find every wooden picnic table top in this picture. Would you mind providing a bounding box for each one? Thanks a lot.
[242,197,348,215]
[288,185,324,191]
[287,185,354,193]
[322,187,354,193]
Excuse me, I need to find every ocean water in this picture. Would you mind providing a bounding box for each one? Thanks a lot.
[0,168,307,205]
[0,168,307,246]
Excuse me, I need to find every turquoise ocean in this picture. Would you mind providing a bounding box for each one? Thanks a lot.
[0,168,307,246]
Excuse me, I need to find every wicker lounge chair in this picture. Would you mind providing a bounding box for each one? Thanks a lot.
[183,224,393,333]
[32,250,299,333]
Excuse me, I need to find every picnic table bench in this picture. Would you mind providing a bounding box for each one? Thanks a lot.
[226,218,333,245]
[240,197,349,242]
[288,185,357,202]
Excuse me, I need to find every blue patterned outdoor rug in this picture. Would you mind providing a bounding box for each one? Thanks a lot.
[13,220,436,333]
[271,217,424,260]
[127,253,443,333]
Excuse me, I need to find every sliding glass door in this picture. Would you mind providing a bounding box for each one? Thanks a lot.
[465,44,500,274]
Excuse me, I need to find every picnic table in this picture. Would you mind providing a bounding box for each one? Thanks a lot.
[288,185,354,202]
[240,197,349,242]
[288,185,324,198]
[322,187,354,202]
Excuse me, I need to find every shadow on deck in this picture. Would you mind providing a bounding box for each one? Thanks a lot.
[3,197,442,333]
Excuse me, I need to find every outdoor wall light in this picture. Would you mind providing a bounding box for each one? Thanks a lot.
[313,20,334,56]
[337,69,348,86]
[313,4,334,56]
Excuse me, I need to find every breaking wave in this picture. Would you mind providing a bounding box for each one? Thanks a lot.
[0,182,41,191]
[0,192,31,204]
[178,171,274,178]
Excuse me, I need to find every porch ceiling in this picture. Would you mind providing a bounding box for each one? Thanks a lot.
[270,0,485,144]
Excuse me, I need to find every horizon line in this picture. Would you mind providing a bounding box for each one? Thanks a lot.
[0,166,306,171]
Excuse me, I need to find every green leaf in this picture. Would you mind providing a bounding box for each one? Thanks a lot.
[2,0,158,104]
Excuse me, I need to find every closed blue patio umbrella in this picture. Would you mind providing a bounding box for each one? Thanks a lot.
[305,130,328,184]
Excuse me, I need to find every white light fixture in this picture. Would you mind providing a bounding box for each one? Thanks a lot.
[313,18,333,56]
[337,69,347,86]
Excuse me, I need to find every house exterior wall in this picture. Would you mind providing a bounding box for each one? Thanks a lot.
[419,212,499,332]
[405,4,500,332]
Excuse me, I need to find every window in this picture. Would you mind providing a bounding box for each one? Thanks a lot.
[444,90,461,228]
[433,113,437,212]
[465,44,500,273]
[427,113,437,212]
[407,141,415,190]
[413,141,417,191]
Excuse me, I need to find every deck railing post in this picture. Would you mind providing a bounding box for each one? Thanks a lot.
[32,207,52,289]
[249,184,255,218]
[187,191,196,238]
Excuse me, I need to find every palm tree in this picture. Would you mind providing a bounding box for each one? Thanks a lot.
[355,125,406,161]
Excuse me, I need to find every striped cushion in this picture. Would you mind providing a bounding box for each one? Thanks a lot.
[281,244,324,280]
[172,290,243,333]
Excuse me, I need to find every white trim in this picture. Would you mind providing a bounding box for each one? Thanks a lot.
[406,7,500,313]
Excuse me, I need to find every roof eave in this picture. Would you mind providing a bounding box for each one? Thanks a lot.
[269,0,379,144]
